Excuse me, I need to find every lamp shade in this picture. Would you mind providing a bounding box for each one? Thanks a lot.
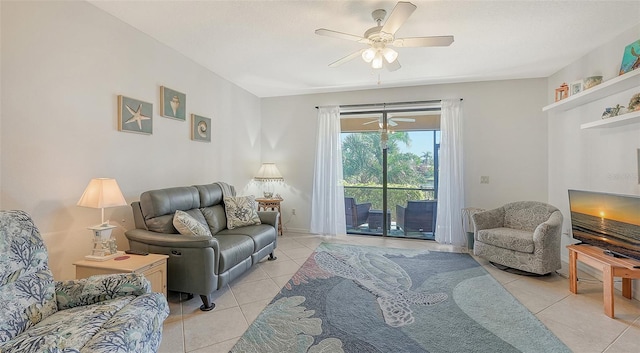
[254,163,284,181]
[77,178,127,209]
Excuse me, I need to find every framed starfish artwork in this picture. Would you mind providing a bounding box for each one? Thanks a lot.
[118,95,153,135]
[191,114,211,142]
[160,86,186,121]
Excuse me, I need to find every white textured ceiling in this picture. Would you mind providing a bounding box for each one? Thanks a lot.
[89,0,640,98]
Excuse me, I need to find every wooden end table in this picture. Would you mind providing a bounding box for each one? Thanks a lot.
[74,253,169,297]
[256,197,283,236]
[567,244,640,318]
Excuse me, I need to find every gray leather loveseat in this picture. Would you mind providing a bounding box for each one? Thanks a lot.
[125,183,278,311]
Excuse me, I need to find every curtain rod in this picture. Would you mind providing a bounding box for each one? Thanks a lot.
[315,99,463,109]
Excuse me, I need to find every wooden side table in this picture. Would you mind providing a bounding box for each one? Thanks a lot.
[74,253,169,297]
[256,197,283,236]
[567,244,640,318]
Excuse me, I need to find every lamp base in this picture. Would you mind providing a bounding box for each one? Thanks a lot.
[85,251,124,262]
[87,224,119,261]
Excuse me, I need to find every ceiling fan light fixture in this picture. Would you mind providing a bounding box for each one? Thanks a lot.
[361,48,376,63]
[372,51,383,69]
[382,47,398,63]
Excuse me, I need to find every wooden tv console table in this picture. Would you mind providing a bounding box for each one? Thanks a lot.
[567,244,640,318]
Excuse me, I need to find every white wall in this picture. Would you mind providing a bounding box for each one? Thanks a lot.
[261,78,549,233]
[1,1,262,280]
[547,24,640,296]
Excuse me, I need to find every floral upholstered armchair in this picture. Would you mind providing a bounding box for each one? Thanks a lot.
[0,210,169,352]
[472,201,563,275]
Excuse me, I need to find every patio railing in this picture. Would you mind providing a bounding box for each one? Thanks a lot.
[344,185,435,221]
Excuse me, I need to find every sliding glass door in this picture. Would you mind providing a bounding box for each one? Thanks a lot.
[341,104,440,239]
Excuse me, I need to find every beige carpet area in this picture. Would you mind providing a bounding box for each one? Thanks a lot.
[158,232,640,353]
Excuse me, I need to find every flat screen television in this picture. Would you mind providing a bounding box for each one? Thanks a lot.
[568,189,640,260]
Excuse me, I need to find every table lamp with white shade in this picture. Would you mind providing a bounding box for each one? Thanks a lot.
[77,178,127,261]
[254,163,284,198]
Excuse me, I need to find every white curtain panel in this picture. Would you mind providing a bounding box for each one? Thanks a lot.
[310,106,346,236]
[435,99,466,246]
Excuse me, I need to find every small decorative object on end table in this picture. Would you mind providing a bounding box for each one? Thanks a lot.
[74,253,169,297]
[256,197,283,236]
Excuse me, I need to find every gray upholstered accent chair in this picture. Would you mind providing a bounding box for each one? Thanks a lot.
[472,201,563,275]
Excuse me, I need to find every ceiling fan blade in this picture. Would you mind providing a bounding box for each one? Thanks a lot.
[381,2,417,35]
[315,29,369,43]
[388,120,398,127]
[385,59,401,72]
[363,119,380,125]
[391,118,415,122]
[329,49,365,68]
[392,36,454,47]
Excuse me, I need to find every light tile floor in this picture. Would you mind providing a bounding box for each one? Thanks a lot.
[159,232,640,353]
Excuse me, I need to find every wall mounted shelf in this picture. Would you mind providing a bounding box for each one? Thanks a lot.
[542,70,639,113]
[580,110,640,129]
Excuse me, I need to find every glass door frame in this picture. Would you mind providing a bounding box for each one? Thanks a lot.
[341,104,441,237]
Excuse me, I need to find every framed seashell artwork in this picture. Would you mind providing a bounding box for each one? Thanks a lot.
[160,86,186,121]
[191,114,211,142]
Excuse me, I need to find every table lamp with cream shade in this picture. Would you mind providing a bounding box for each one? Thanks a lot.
[254,163,284,198]
[77,178,127,261]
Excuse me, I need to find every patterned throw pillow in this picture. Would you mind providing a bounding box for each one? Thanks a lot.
[224,195,261,229]
[173,210,212,236]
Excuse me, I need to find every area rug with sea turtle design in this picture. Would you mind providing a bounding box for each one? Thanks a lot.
[231,243,570,353]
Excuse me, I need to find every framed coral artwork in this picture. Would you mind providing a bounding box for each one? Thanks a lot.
[118,95,153,135]
[160,86,186,121]
[191,114,211,142]
[619,39,640,75]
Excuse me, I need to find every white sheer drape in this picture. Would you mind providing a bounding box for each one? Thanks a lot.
[310,106,346,235]
[435,99,465,246]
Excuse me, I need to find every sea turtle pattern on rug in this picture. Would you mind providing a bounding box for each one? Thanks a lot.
[313,244,448,327]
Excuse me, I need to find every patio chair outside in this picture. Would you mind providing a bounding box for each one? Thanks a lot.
[396,200,437,234]
[345,197,371,229]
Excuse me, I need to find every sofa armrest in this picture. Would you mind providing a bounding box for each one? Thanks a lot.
[472,207,505,232]
[55,273,150,310]
[125,228,220,249]
[258,211,279,229]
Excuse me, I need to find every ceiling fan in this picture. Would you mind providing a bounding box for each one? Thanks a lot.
[315,1,454,71]
[363,117,415,127]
